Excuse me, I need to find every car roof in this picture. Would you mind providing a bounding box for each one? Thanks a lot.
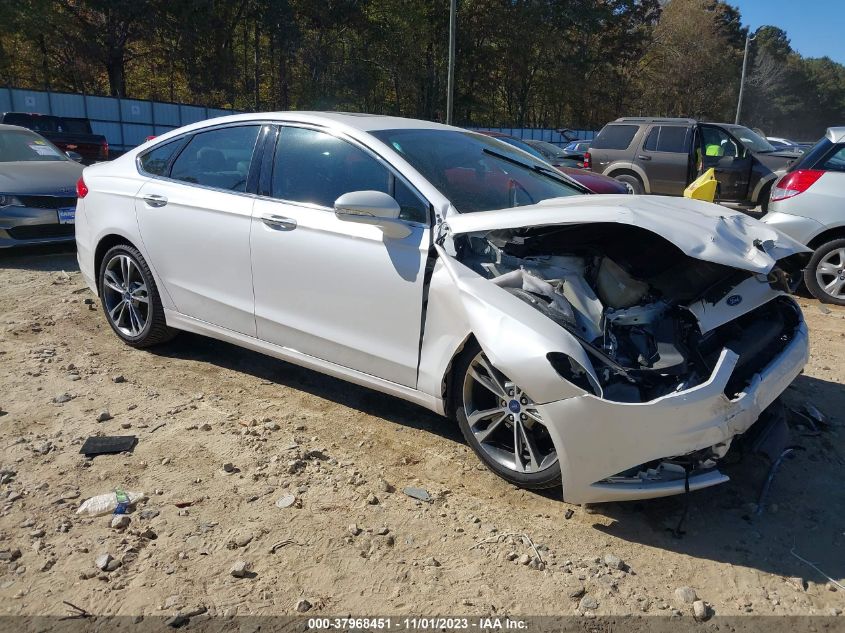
[827,127,845,143]
[613,117,697,125]
[193,111,460,133]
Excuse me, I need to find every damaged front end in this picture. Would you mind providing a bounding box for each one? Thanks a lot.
[437,198,810,503]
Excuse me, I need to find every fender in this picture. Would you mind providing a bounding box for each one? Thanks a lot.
[431,244,597,405]
[601,161,652,194]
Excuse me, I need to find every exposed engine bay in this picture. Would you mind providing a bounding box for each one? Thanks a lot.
[456,222,805,404]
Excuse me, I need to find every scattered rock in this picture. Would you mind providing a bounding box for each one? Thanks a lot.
[675,586,697,604]
[0,549,22,562]
[110,515,131,529]
[579,595,599,611]
[295,599,312,613]
[53,393,72,404]
[786,577,806,592]
[138,508,160,521]
[567,584,586,600]
[347,523,361,536]
[603,553,625,570]
[232,532,253,548]
[96,410,112,422]
[423,556,440,567]
[403,487,431,502]
[275,494,296,509]
[230,560,251,578]
[693,600,709,621]
[517,553,531,565]
[366,493,379,505]
[94,552,113,570]
[199,423,212,431]
[376,527,389,536]
[377,478,393,493]
[112,375,126,383]
[564,508,575,519]
[264,421,280,431]
[222,462,236,473]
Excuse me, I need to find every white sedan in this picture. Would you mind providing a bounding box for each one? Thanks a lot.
[75,112,810,504]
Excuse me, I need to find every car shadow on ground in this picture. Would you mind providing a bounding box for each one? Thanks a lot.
[0,245,78,271]
[588,373,845,581]
[154,332,464,445]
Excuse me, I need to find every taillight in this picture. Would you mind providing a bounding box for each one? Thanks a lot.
[76,177,89,198]
[770,169,824,202]
[583,151,592,170]
[100,140,109,159]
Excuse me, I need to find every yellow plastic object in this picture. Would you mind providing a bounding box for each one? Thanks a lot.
[684,168,718,202]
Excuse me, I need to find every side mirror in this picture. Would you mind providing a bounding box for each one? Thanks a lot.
[334,190,410,239]
[66,151,83,163]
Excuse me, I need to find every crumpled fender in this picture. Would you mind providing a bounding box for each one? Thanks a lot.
[433,244,596,404]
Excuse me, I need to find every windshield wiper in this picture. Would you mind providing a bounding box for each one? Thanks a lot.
[481,147,587,191]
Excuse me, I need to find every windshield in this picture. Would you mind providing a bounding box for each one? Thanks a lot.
[371,129,581,213]
[0,130,69,162]
[728,126,776,152]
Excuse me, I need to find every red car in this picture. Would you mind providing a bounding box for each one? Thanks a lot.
[476,131,630,195]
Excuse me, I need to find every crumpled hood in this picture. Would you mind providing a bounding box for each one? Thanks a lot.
[0,161,83,195]
[443,194,809,275]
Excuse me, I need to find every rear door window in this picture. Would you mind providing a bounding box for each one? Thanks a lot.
[643,126,689,153]
[139,139,184,176]
[170,125,260,192]
[590,124,639,150]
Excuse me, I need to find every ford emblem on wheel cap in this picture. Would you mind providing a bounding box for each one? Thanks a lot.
[726,294,742,306]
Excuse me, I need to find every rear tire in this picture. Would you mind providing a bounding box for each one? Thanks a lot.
[98,244,176,347]
[450,341,562,490]
[613,173,644,195]
[804,239,845,306]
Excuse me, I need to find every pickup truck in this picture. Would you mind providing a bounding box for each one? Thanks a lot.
[0,112,108,164]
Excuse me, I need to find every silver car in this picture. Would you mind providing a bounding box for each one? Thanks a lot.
[0,124,84,247]
[762,127,845,303]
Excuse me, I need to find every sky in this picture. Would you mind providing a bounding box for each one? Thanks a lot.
[730,0,845,64]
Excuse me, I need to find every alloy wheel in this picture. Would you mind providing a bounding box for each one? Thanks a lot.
[815,247,845,300]
[462,352,557,474]
[102,254,150,337]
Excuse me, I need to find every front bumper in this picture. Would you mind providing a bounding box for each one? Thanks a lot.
[537,305,809,504]
[0,205,75,248]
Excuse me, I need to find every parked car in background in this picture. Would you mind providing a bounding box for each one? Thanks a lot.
[767,137,812,153]
[588,117,801,209]
[562,140,591,156]
[477,131,630,194]
[524,139,589,169]
[0,124,83,247]
[76,112,809,503]
[0,112,108,164]
[762,127,845,304]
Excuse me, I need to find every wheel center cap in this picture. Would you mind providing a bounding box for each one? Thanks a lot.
[508,399,521,414]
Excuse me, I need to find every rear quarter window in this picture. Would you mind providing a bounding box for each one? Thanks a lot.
[590,125,639,150]
[821,145,845,172]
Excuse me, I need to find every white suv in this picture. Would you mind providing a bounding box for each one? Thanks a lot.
[762,127,845,304]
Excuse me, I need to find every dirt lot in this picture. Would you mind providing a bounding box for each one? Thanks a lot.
[0,246,843,619]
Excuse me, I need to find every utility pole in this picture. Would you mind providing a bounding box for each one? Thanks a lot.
[446,0,456,125]
[735,29,758,125]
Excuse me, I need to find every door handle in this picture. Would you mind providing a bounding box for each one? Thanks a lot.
[637,155,652,161]
[261,214,297,231]
[142,194,168,208]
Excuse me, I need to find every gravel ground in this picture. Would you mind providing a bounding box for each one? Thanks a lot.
[0,246,843,619]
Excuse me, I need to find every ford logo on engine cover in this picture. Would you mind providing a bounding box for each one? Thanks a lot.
[726,294,743,306]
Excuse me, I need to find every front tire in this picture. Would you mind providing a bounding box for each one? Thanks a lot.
[450,342,561,490]
[804,239,845,305]
[98,244,175,347]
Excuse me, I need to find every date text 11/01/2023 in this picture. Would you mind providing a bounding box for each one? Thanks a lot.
[307,617,529,630]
